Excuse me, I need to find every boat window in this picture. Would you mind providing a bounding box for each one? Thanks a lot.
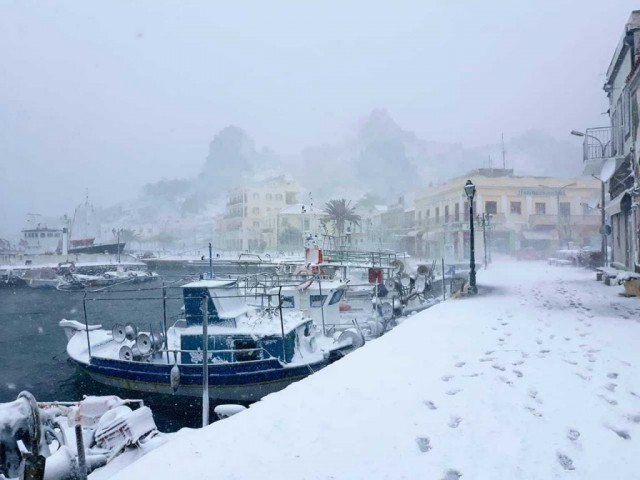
[328,289,345,305]
[281,296,295,308]
[310,294,327,307]
[233,339,259,362]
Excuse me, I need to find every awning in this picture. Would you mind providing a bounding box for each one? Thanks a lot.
[605,190,631,217]
[521,230,557,241]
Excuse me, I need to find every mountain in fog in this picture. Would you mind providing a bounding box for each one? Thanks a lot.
[287,110,583,203]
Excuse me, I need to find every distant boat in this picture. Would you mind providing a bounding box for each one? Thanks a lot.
[67,240,126,255]
[68,193,125,255]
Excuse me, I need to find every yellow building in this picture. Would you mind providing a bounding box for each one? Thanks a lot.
[415,169,600,260]
[218,176,300,251]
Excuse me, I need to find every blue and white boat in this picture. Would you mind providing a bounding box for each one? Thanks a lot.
[59,279,360,401]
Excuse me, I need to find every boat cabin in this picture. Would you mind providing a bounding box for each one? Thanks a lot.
[273,280,348,330]
[177,279,314,365]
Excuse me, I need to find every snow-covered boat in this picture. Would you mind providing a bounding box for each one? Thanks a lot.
[59,279,361,401]
[0,392,167,480]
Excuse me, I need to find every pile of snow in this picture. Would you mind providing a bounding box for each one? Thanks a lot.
[113,261,640,479]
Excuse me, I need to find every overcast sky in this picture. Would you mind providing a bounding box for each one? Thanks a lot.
[0,0,638,237]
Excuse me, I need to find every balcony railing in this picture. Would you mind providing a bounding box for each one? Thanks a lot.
[580,126,623,162]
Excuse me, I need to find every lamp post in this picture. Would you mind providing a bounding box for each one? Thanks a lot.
[464,180,477,294]
[571,130,609,267]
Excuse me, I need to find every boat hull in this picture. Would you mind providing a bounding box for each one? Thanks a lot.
[72,355,328,401]
[68,242,126,255]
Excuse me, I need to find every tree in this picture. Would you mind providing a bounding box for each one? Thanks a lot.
[324,199,361,238]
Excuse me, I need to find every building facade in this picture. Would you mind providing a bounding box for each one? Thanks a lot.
[602,11,640,270]
[415,169,600,261]
[217,176,300,252]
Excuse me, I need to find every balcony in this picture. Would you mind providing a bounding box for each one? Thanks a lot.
[528,214,557,227]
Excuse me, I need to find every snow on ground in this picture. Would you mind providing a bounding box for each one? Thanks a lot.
[113,260,640,480]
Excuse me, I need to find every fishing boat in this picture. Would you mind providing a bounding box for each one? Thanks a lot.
[0,392,167,480]
[59,279,362,401]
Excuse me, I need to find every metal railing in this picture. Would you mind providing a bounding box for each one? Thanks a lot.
[581,126,619,161]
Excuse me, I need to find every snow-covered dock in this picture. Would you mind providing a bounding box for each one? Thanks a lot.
[112,261,640,480]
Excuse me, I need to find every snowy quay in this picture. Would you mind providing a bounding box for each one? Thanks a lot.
[112,260,640,480]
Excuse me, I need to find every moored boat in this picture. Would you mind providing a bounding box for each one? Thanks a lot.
[59,279,361,401]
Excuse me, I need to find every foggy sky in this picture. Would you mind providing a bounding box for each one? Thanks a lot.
[1,0,637,238]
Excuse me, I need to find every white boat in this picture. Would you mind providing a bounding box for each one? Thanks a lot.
[0,392,167,480]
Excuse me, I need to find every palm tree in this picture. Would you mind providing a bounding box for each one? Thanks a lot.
[323,199,361,239]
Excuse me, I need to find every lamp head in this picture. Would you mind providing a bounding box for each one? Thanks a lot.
[464,180,476,200]
[570,130,585,137]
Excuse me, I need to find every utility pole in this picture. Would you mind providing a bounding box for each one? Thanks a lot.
[501,133,506,169]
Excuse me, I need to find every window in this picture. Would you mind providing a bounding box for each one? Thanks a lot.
[535,203,546,214]
[510,202,521,214]
[40,233,45,238]
[266,193,273,200]
[454,203,460,222]
[418,211,422,225]
[253,221,260,227]
[559,202,571,216]
[328,289,345,305]
[310,294,327,308]
[485,201,497,215]
[252,207,259,215]
[233,339,259,362]
[444,206,450,223]
[275,194,283,201]
[281,296,295,308]
[435,207,440,223]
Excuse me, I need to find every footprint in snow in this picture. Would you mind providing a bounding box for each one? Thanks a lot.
[512,360,525,366]
[540,349,551,354]
[608,372,619,379]
[499,376,513,386]
[441,469,462,480]
[441,375,454,382]
[492,364,506,371]
[599,395,618,406]
[423,400,438,410]
[536,338,543,345]
[604,383,617,392]
[513,370,523,378]
[485,350,495,355]
[454,362,466,368]
[562,359,578,366]
[448,416,462,428]
[464,373,483,378]
[525,406,542,417]
[567,429,580,441]
[479,357,495,363]
[608,427,631,440]
[626,414,640,424]
[557,453,575,471]
[574,372,591,381]
[416,436,432,452]
[446,388,462,396]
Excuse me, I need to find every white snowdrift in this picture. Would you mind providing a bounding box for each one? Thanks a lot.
[112,261,640,480]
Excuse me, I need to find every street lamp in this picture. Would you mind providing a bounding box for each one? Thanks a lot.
[571,130,609,267]
[464,180,477,294]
